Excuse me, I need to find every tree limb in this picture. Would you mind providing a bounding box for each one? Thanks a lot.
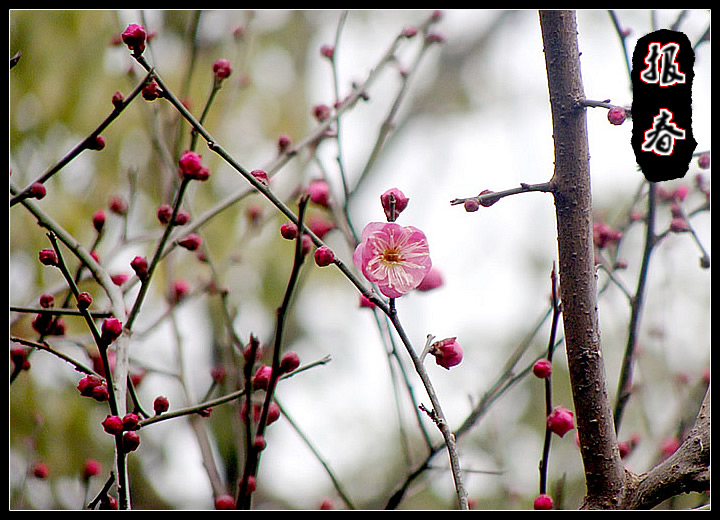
[539,10,626,508]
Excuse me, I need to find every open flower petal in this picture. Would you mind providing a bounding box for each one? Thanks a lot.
[353,222,432,298]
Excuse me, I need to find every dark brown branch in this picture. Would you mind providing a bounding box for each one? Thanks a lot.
[622,388,710,510]
[539,10,626,509]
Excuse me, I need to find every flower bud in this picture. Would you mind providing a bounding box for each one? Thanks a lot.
[212,58,233,80]
[121,413,140,431]
[92,210,106,232]
[670,217,690,233]
[38,249,58,266]
[77,374,103,397]
[464,199,479,212]
[121,24,146,55]
[532,359,552,379]
[32,462,49,479]
[430,337,463,369]
[253,435,267,451]
[252,365,272,391]
[130,256,149,280]
[307,214,335,239]
[122,431,141,452]
[267,402,281,424]
[533,493,554,510]
[178,151,210,181]
[380,188,409,221]
[320,45,334,59]
[101,318,123,344]
[102,415,123,435]
[314,246,335,267]
[279,351,300,374]
[83,459,102,480]
[29,182,46,199]
[607,106,627,125]
[87,135,106,151]
[90,383,109,402]
[215,494,235,509]
[153,395,169,415]
[108,195,128,215]
[171,279,190,303]
[307,180,331,207]
[547,405,574,438]
[178,233,202,251]
[280,222,298,240]
[141,81,162,101]
[313,104,331,122]
[251,169,269,185]
[112,91,125,109]
[697,152,710,169]
[241,475,257,495]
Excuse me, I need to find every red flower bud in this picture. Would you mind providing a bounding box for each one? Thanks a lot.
[607,106,627,125]
[267,402,281,424]
[121,24,147,55]
[252,365,272,391]
[279,351,300,374]
[108,195,128,215]
[141,81,162,101]
[153,395,169,415]
[32,462,49,479]
[38,249,58,266]
[307,180,331,207]
[83,459,102,480]
[464,199,479,212]
[102,415,123,435]
[178,151,210,181]
[280,222,299,240]
[29,182,46,199]
[112,91,125,109]
[87,135,106,150]
[101,318,123,344]
[122,430,141,452]
[380,188,410,221]
[251,169,269,185]
[430,337,463,369]
[532,359,552,379]
[547,405,574,438]
[313,104,331,122]
[92,210,106,232]
[39,293,54,308]
[122,413,140,431]
[77,374,103,397]
[314,246,335,267]
[212,58,233,80]
[215,494,235,509]
[533,493,554,510]
[90,384,109,402]
[130,256,149,280]
[178,233,202,251]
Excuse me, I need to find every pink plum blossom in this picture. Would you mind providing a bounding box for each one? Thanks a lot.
[353,222,431,298]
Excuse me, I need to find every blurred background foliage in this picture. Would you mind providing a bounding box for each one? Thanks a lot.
[10,10,709,510]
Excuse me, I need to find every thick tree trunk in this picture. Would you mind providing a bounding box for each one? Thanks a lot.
[539,10,626,509]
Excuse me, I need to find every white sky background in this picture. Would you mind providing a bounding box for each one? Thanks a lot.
[141,10,710,509]
[12,9,709,510]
